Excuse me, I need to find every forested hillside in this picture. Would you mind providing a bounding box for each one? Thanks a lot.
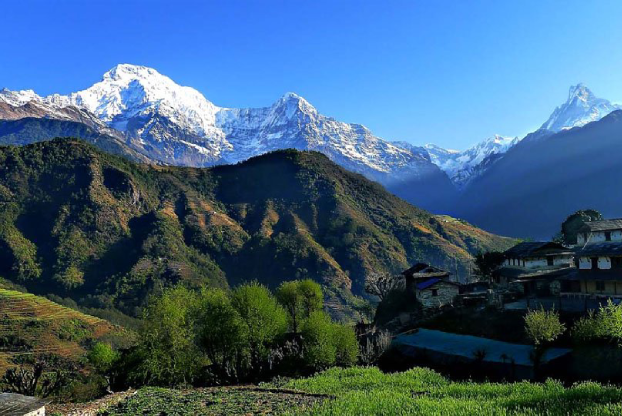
[0,139,513,317]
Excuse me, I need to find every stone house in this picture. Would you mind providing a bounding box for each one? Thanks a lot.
[576,218,622,246]
[401,263,459,309]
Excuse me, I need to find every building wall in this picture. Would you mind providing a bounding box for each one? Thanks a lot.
[579,230,622,245]
[416,282,459,309]
[579,256,614,270]
[581,280,622,296]
[505,256,573,269]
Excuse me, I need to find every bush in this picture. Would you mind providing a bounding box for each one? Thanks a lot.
[131,286,203,386]
[231,282,288,367]
[524,308,565,346]
[301,311,358,370]
[194,288,249,380]
[572,300,622,345]
[276,279,323,333]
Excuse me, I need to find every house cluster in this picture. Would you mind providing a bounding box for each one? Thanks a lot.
[496,217,622,305]
[401,217,622,311]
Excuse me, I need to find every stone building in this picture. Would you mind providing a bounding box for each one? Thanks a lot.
[401,263,459,309]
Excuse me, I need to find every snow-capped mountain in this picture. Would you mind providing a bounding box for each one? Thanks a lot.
[423,84,619,188]
[541,84,621,133]
[422,135,516,188]
[0,64,455,210]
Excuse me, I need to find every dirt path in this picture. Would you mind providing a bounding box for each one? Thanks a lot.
[47,390,136,416]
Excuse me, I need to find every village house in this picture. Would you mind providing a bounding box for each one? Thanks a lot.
[576,218,622,246]
[401,263,460,309]
[497,242,575,295]
[561,218,622,299]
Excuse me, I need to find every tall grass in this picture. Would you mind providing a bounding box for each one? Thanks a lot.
[278,367,622,415]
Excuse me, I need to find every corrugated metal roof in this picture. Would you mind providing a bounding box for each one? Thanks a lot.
[0,393,47,416]
[580,219,622,232]
[393,329,571,367]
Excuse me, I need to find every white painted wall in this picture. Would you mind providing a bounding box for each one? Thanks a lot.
[579,257,592,270]
[598,257,612,270]
[581,230,622,245]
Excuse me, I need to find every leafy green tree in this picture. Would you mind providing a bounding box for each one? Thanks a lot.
[572,300,622,345]
[133,286,203,386]
[194,288,249,379]
[524,308,565,346]
[332,324,359,367]
[88,342,120,392]
[276,279,323,333]
[231,282,288,367]
[301,311,337,370]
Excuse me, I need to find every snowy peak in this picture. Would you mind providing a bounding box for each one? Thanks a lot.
[0,88,41,106]
[541,84,621,132]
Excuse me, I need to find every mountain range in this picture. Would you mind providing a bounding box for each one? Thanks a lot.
[0,139,513,318]
[1,65,621,239]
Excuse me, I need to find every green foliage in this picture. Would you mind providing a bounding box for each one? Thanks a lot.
[572,300,622,345]
[276,279,323,333]
[194,288,249,378]
[560,209,603,245]
[133,286,203,386]
[524,308,565,346]
[301,311,358,370]
[277,366,622,415]
[88,342,119,374]
[231,282,288,364]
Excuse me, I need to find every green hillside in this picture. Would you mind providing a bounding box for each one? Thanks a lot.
[0,285,127,374]
[0,139,514,317]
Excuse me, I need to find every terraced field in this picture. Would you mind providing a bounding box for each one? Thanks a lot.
[0,288,126,372]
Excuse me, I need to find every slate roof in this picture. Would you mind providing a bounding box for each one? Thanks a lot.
[579,219,622,232]
[394,329,571,367]
[503,242,569,259]
[0,393,47,416]
[565,269,622,281]
[575,242,622,257]
[402,263,450,279]
[497,266,575,281]
[416,278,459,290]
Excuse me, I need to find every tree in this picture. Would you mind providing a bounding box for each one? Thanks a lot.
[333,324,359,367]
[560,209,603,245]
[301,311,337,370]
[524,308,565,346]
[276,279,323,333]
[88,342,119,393]
[133,286,203,386]
[1,356,74,398]
[231,282,288,369]
[474,251,505,283]
[194,288,249,380]
[572,300,622,345]
[364,272,404,301]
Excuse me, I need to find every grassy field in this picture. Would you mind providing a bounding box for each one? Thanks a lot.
[96,366,622,415]
[0,287,129,372]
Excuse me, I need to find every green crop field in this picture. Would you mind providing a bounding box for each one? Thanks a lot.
[98,366,622,415]
[0,288,127,372]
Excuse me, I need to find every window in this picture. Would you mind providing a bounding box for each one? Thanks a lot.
[606,232,612,241]
[547,257,554,266]
[592,257,599,269]
[613,258,622,269]
[431,289,439,297]
[596,281,605,291]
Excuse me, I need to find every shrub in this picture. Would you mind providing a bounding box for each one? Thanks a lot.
[572,300,622,345]
[194,288,249,380]
[131,286,202,386]
[231,282,288,367]
[276,279,323,333]
[524,308,565,346]
[301,311,337,370]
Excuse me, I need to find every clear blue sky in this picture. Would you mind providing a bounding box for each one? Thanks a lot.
[2,0,622,150]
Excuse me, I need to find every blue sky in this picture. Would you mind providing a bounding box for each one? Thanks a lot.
[2,0,622,150]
